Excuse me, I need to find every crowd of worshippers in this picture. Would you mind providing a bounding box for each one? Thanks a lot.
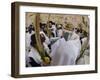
[25,21,89,67]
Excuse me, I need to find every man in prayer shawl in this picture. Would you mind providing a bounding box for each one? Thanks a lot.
[49,21,57,37]
[26,31,51,67]
[26,34,42,67]
[50,27,81,66]
[76,31,89,65]
[40,31,51,54]
[57,24,63,38]
[25,24,35,57]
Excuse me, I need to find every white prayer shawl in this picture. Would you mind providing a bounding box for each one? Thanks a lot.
[64,29,80,41]
[43,42,50,54]
[25,31,35,53]
[40,31,50,45]
[81,37,88,47]
[77,37,89,65]
[50,37,81,66]
[69,32,80,40]
[27,47,42,64]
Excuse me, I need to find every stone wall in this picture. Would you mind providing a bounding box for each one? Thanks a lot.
[26,12,89,32]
